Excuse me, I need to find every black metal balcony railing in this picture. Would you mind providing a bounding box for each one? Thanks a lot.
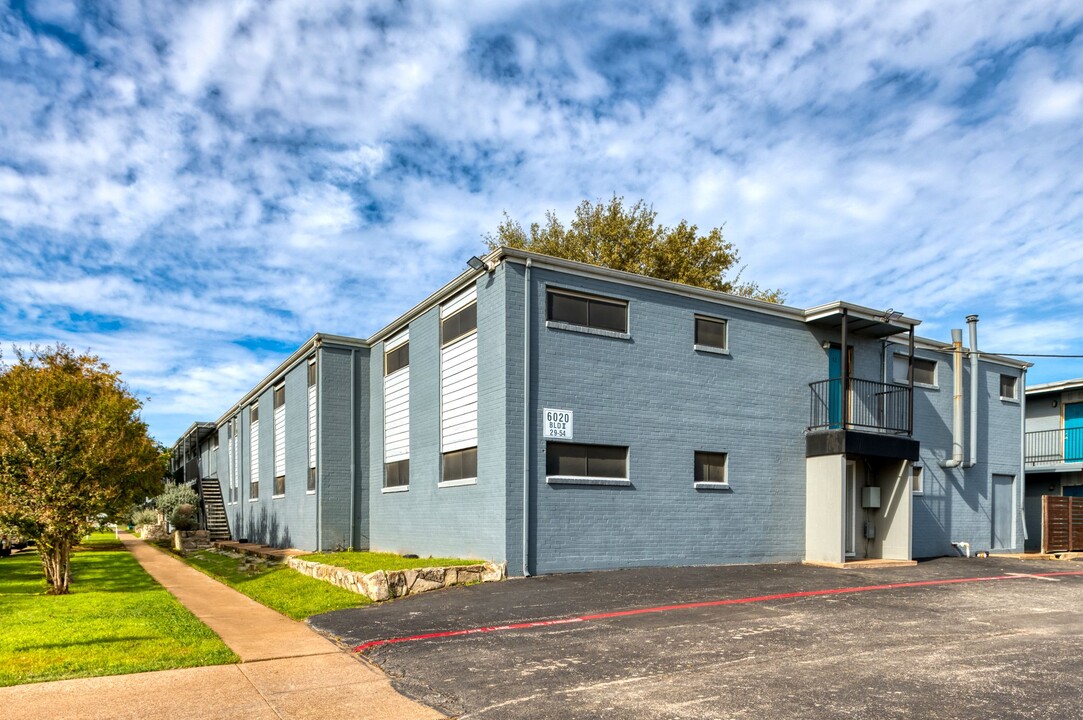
[1025,428,1083,466]
[809,377,912,435]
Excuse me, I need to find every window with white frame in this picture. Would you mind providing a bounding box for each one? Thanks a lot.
[546,442,628,480]
[1000,374,1018,400]
[912,464,924,494]
[893,353,937,387]
[384,331,410,489]
[694,317,728,352]
[232,416,240,503]
[249,402,259,500]
[694,451,728,487]
[546,288,627,333]
[307,358,317,493]
[226,418,237,504]
[273,384,286,497]
[440,289,478,485]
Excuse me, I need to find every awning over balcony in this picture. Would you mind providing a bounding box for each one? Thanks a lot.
[804,302,920,338]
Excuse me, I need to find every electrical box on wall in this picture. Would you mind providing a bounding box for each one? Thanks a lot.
[862,486,881,509]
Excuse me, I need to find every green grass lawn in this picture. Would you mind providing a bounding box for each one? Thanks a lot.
[181,550,372,619]
[304,550,482,574]
[0,533,237,687]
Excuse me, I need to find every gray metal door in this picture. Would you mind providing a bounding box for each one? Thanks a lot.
[992,474,1014,550]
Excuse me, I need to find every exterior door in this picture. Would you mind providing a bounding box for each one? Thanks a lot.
[827,346,854,429]
[991,474,1014,550]
[1065,402,1083,463]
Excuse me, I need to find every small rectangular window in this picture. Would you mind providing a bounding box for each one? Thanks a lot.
[384,342,409,375]
[307,466,316,492]
[251,480,259,500]
[441,302,478,346]
[912,465,924,494]
[547,290,627,333]
[546,442,628,479]
[308,359,317,387]
[385,459,410,488]
[442,447,478,483]
[274,475,285,497]
[250,403,259,423]
[694,452,728,484]
[1000,374,1017,400]
[894,355,936,386]
[273,384,285,408]
[694,317,727,350]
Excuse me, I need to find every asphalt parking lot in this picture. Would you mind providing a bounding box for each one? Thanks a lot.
[310,558,1083,719]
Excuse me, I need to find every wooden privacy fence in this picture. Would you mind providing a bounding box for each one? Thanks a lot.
[1042,496,1083,553]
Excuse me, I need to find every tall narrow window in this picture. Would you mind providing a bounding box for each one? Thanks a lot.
[912,465,924,494]
[232,417,240,503]
[307,358,317,493]
[226,419,236,503]
[249,403,260,500]
[441,289,478,485]
[273,384,285,497]
[384,331,410,489]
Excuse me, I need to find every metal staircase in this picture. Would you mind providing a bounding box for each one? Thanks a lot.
[198,477,232,541]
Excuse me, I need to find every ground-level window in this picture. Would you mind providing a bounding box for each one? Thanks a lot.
[442,446,477,483]
[694,317,727,351]
[274,474,285,497]
[1000,374,1018,400]
[385,459,409,488]
[547,289,628,333]
[694,451,728,485]
[546,442,628,479]
[912,465,924,494]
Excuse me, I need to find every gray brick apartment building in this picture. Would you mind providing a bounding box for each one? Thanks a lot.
[170,247,1029,574]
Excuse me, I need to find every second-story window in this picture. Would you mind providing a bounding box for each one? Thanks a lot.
[1000,375,1018,400]
[547,289,627,333]
[694,317,727,351]
[273,384,286,497]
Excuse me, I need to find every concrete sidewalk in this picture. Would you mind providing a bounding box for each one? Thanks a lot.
[2,533,443,720]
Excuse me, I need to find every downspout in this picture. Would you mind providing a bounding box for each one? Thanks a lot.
[966,315,979,468]
[522,258,533,577]
[1019,368,1028,543]
[940,328,964,468]
[316,341,323,552]
[349,347,357,552]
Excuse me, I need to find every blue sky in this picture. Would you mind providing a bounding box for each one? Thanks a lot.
[2,0,1082,444]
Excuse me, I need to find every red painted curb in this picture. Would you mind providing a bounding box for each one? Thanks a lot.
[353,569,1083,654]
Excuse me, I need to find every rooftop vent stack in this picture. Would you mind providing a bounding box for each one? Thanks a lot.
[966,315,979,468]
[941,328,964,468]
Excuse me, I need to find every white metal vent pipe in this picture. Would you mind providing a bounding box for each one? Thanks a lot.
[966,315,979,468]
[941,328,964,468]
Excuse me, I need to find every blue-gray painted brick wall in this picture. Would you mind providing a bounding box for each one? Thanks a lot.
[903,345,1024,556]
[524,266,837,574]
[366,273,508,562]
[354,346,371,550]
[318,346,358,551]
[503,262,527,576]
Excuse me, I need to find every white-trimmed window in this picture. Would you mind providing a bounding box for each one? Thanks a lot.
[440,289,478,485]
[893,354,937,387]
[209,433,219,475]
[694,451,729,489]
[546,442,629,485]
[384,330,410,489]
[273,384,285,497]
[1000,374,1018,401]
[307,358,317,493]
[249,402,260,501]
[694,316,728,354]
[912,464,924,494]
[226,417,239,504]
[546,288,627,333]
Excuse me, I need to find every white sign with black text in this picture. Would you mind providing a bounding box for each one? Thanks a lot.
[542,408,573,439]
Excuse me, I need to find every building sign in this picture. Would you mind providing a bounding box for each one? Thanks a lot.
[543,408,573,439]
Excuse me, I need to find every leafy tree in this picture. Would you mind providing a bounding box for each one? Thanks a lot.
[485,196,784,303]
[0,345,163,594]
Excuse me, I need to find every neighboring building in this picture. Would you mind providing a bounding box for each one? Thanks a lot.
[1023,378,1083,551]
[171,247,1029,574]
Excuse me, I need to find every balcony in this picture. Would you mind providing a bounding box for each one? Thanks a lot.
[809,377,912,435]
[1025,428,1083,468]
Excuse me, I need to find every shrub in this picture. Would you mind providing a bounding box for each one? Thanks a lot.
[155,484,199,521]
[170,503,199,532]
[131,508,159,526]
